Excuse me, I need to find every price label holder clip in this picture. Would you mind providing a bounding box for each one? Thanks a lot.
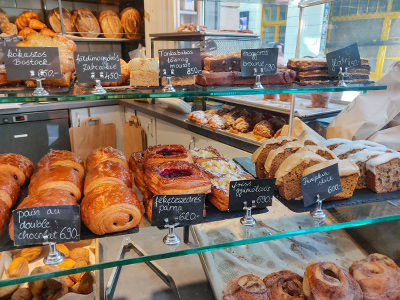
[92,79,107,95]
[252,70,263,90]
[240,200,257,227]
[43,234,65,265]
[32,78,49,97]
[338,67,349,87]
[163,75,176,93]
[310,194,326,222]
[163,219,181,246]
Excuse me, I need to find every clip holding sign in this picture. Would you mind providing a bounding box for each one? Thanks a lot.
[240,200,257,227]
[43,235,65,265]
[162,219,180,246]
[32,79,49,97]
[310,194,326,222]
[252,70,264,90]
[163,76,176,93]
[338,67,349,87]
[92,79,107,95]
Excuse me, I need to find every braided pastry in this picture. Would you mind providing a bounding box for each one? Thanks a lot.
[303,262,362,300]
[222,274,268,300]
[263,270,305,300]
[349,253,400,300]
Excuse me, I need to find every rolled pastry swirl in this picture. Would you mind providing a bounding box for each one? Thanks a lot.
[80,184,142,235]
[86,147,128,172]
[303,262,363,300]
[37,150,84,178]
[263,270,305,300]
[0,173,20,208]
[0,153,34,186]
[349,253,400,300]
[222,274,268,300]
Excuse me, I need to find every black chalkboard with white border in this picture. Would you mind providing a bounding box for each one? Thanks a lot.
[240,48,278,77]
[13,205,80,247]
[326,43,361,77]
[158,48,202,77]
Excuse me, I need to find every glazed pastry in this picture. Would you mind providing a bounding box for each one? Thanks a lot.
[191,147,222,163]
[144,161,211,195]
[37,150,85,178]
[120,7,142,40]
[143,144,193,167]
[297,145,337,160]
[9,189,78,240]
[303,262,363,300]
[72,8,100,38]
[197,158,250,179]
[0,153,34,186]
[28,166,83,200]
[18,27,35,38]
[15,11,39,30]
[253,120,275,138]
[0,199,9,234]
[263,270,305,300]
[28,19,47,30]
[324,138,352,151]
[206,114,228,130]
[129,152,147,194]
[86,146,128,172]
[47,7,76,34]
[40,27,57,37]
[99,10,124,39]
[80,184,142,235]
[0,174,20,208]
[349,253,400,300]
[232,115,253,133]
[84,161,132,195]
[222,110,242,128]
[188,111,208,125]
[222,274,268,300]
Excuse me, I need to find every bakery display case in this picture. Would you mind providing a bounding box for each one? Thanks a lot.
[0,0,400,299]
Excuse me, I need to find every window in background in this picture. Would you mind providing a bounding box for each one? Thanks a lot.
[262,4,287,48]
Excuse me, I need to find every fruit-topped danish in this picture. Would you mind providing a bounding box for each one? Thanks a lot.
[143,145,193,168]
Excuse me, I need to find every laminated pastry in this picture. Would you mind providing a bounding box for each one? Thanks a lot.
[288,58,330,84]
[252,136,297,178]
[196,70,297,86]
[263,270,305,300]
[176,24,207,32]
[232,115,253,133]
[18,27,35,38]
[324,138,352,151]
[303,159,360,201]
[0,200,9,234]
[86,146,128,172]
[40,28,57,37]
[253,120,274,138]
[84,161,132,195]
[0,153,34,186]
[99,10,124,39]
[80,183,142,235]
[206,114,228,130]
[120,7,142,40]
[28,166,83,200]
[15,11,39,30]
[264,141,305,178]
[102,59,129,86]
[190,147,222,163]
[161,75,195,87]
[188,111,208,125]
[129,152,148,196]
[128,58,159,87]
[143,144,193,168]
[346,149,386,189]
[296,145,337,160]
[37,150,85,178]
[275,151,326,200]
[332,142,367,159]
[349,253,400,300]
[0,173,20,208]
[303,262,363,300]
[28,19,47,30]
[203,52,241,72]
[1,21,17,37]
[197,158,251,179]
[9,189,78,240]
[222,274,268,300]
[144,161,211,195]
[365,152,400,193]
[47,8,76,34]
[222,109,243,128]
[72,8,100,38]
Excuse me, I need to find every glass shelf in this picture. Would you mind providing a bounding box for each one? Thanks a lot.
[0,83,387,104]
[0,199,398,287]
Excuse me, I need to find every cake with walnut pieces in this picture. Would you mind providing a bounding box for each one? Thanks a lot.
[366,152,400,193]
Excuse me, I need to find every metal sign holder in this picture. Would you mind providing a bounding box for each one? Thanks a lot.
[163,219,181,245]
[32,79,49,97]
[310,194,326,222]
[92,79,107,95]
[240,200,257,227]
[43,235,64,265]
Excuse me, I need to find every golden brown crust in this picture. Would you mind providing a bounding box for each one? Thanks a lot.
[37,150,84,178]
[0,173,20,208]
[349,253,400,300]
[0,198,10,234]
[222,274,268,300]
[102,59,129,86]
[28,19,47,30]
[18,27,35,38]
[253,120,274,138]
[0,153,34,186]
[99,10,124,39]
[72,8,100,38]
[191,147,222,163]
[143,144,193,168]
[120,7,142,40]
[86,146,128,172]
[80,183,142,235]
[15,11,39,30]
[129,152,147,194]
[47,8,76,34]
[263,270,305,300]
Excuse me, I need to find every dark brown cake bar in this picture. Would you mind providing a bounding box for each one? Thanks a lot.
[203,52,241,72]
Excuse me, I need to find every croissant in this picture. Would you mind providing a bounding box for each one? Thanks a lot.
[37,150,85,179]
[86,147,128,172]
[80,184,142,235]
[144,161,211,195]
[143,144,193,168]
[15,11,39,30]
[222,274,268,300]
[9,189,78,240]
[29,19,47,30]
[84,161,132,195]
[263,270,305,300]
[18,27,35,38]
[28,166,83,200]
[0,153,34,186]
[0,174,20,208]
[303,262,363,300]
[0,200,9,235]
[40,28,57,37]
[350,253,400,300]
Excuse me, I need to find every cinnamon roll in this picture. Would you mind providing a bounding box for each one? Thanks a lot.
[222,274,268,300]
[303,262,363,300]
[86,147,128,172]
[0,174,19,208]
[84,161,132,195]
[143,145,193,168]
[0,154,34,186]
[263,270,305,300]
[80,184,142,235]
[37,150,84,178]
[349,253,400,300]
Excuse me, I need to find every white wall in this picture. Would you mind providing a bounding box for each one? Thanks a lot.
[239,3,263,36]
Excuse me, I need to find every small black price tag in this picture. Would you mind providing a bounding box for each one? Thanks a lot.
[240,48,278,77]
[151,194,205,227]
[301,163,342,207]
[326,43,361,77]
[228,179,275,211]
[74,52,121,83]
[159,48,202,77]
[3,47,62,80]
[0,35,20,47]
[200,40,218,52]
[13,205,81,247]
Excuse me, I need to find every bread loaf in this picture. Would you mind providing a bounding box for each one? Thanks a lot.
[120,7,142,40]
[72,8,100,38]
[99,10,123,38]
[47,8,76,34]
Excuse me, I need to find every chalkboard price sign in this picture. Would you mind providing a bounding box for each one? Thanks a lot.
[159,48,202,77]
[151,194,205,227]
[326,43,361,77]
[229,178,275,211]
[301,163,342,207]
[3,47,62,81]
[13,205,81,247]
[74,52,121,83]
[240,48,278,77]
